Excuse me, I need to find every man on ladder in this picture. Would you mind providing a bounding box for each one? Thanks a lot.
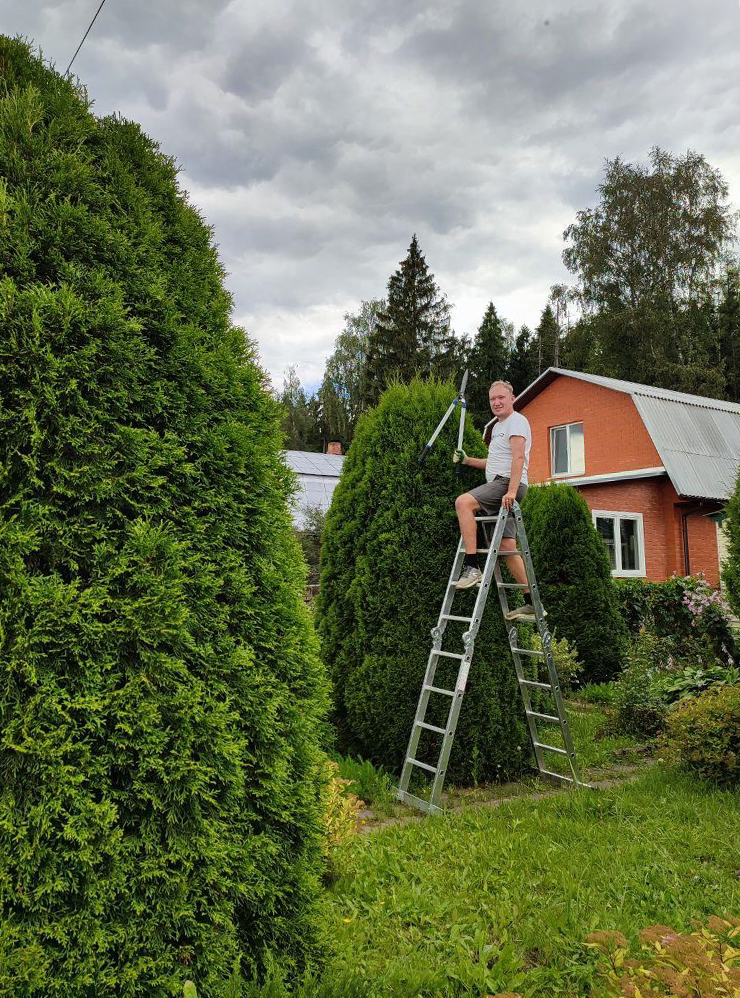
[452,379,533,620]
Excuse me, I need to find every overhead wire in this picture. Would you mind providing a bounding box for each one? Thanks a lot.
[65,0,109,76]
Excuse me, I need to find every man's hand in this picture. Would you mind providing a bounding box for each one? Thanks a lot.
[453,448,467,465]
[502,490,517,511]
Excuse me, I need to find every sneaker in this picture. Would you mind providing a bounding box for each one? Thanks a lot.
[504,602,546,621]
[455,565,482,589]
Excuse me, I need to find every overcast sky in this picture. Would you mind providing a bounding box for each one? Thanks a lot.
[3,0,740,392]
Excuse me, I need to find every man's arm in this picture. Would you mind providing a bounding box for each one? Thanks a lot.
[462,455,487,470]
[502,435,526,510]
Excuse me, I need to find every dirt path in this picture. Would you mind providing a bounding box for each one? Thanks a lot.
[360,759,653,834]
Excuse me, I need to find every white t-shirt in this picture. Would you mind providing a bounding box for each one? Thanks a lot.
[485,411,532,484]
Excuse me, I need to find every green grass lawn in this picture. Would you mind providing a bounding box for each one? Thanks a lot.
[336,700,648,821]
[317,767,740,997]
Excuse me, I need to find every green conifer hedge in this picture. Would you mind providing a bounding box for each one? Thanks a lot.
[315,379,530,785]
[521,483,627,682]
[0,38,328,996]
[722,468,740,615]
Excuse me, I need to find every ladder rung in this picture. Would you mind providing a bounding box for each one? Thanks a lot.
[497,583,530,589]
[513,648,545,658]
[533,742,568,756]
[527,711,560,723]
[441,614,473,622]
[434,650,464,660]
[407,757,438,773]
[396,789,443,814]
[424,684,456,697]
[497,550,520,556]
[416,721,446,734]
[520,679,552,690]
[539,770,575,785]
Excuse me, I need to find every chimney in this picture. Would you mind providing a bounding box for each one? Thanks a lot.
[326,442,343,456]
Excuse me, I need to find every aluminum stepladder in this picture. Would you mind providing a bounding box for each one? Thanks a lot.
[396,500,587,815]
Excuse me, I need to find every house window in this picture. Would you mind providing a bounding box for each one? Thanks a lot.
[550,423,585,476]
[592,511,646,577]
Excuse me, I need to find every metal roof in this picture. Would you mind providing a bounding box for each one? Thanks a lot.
[516,368,740,501]
[283,450,344,529]
[284,450,345,476]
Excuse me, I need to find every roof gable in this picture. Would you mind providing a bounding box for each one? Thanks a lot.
[516,369,740,501]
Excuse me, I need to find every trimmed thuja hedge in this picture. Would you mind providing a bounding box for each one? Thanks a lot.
[723,465,740,616]
[521,483,627,683]
[0,38,328,997]
[315,379,531,786]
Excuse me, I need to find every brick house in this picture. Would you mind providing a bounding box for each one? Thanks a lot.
[509,368,740,587]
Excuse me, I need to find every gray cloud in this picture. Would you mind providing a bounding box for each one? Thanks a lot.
[1,0,740,390]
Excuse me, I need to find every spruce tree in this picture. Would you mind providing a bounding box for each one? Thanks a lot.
[506,325,538,393]
[467,302,509,427]
[315,380,531,785]
[0,38,328,996]
[363,236,453,406]
[535,304,560,374]
[280,365,323,450]
[522,484,627,682]
[719,263,740,403]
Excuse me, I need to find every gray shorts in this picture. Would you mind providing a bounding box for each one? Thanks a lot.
[467,476,528,538]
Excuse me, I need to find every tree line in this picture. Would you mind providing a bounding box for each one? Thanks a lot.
[281,147,740,451]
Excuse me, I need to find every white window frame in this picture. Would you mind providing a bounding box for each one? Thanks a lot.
[550,422,585,477]
[591,510,646,578]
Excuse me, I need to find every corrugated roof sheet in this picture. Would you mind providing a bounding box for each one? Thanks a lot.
[283,450,344,529]
[516,369,740,501]
[284,450,345,476]
[632,397,740,500]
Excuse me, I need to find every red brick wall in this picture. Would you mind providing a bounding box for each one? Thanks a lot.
[576,478,720,586]
[520,377,661,483]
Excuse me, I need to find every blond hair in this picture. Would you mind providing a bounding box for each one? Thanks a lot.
[489,379,514,394]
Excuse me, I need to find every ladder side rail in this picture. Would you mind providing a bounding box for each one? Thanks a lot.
[512,504,585,786]
[506,620,548,774]
[399,532,471,799]
[428,509,509,807]
[540,634,583,784]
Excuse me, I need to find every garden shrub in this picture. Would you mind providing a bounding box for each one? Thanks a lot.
[616,575,739,667]
[0,38,329,996]
[586,917,740,996]
[521,483,628,683]
[321,761,366,856]
[315,379,531,785]
[609,631,672,737]
[527,631,582,690]
[663,685,740,786]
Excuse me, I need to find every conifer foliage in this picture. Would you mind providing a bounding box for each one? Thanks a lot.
[522,484,627,682]
[315,379,530,785]
[466,302,509,427]
[722,467,740,616]
[0,38,328,996]
[363,236,455,406]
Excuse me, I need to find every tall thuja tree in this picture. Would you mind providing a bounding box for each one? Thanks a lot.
[363,235,453,406]
[522,484,627,682]
[723,467,740,615]
[0,38,328,996]
[466,302,509,427]
[315,379,530,784]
